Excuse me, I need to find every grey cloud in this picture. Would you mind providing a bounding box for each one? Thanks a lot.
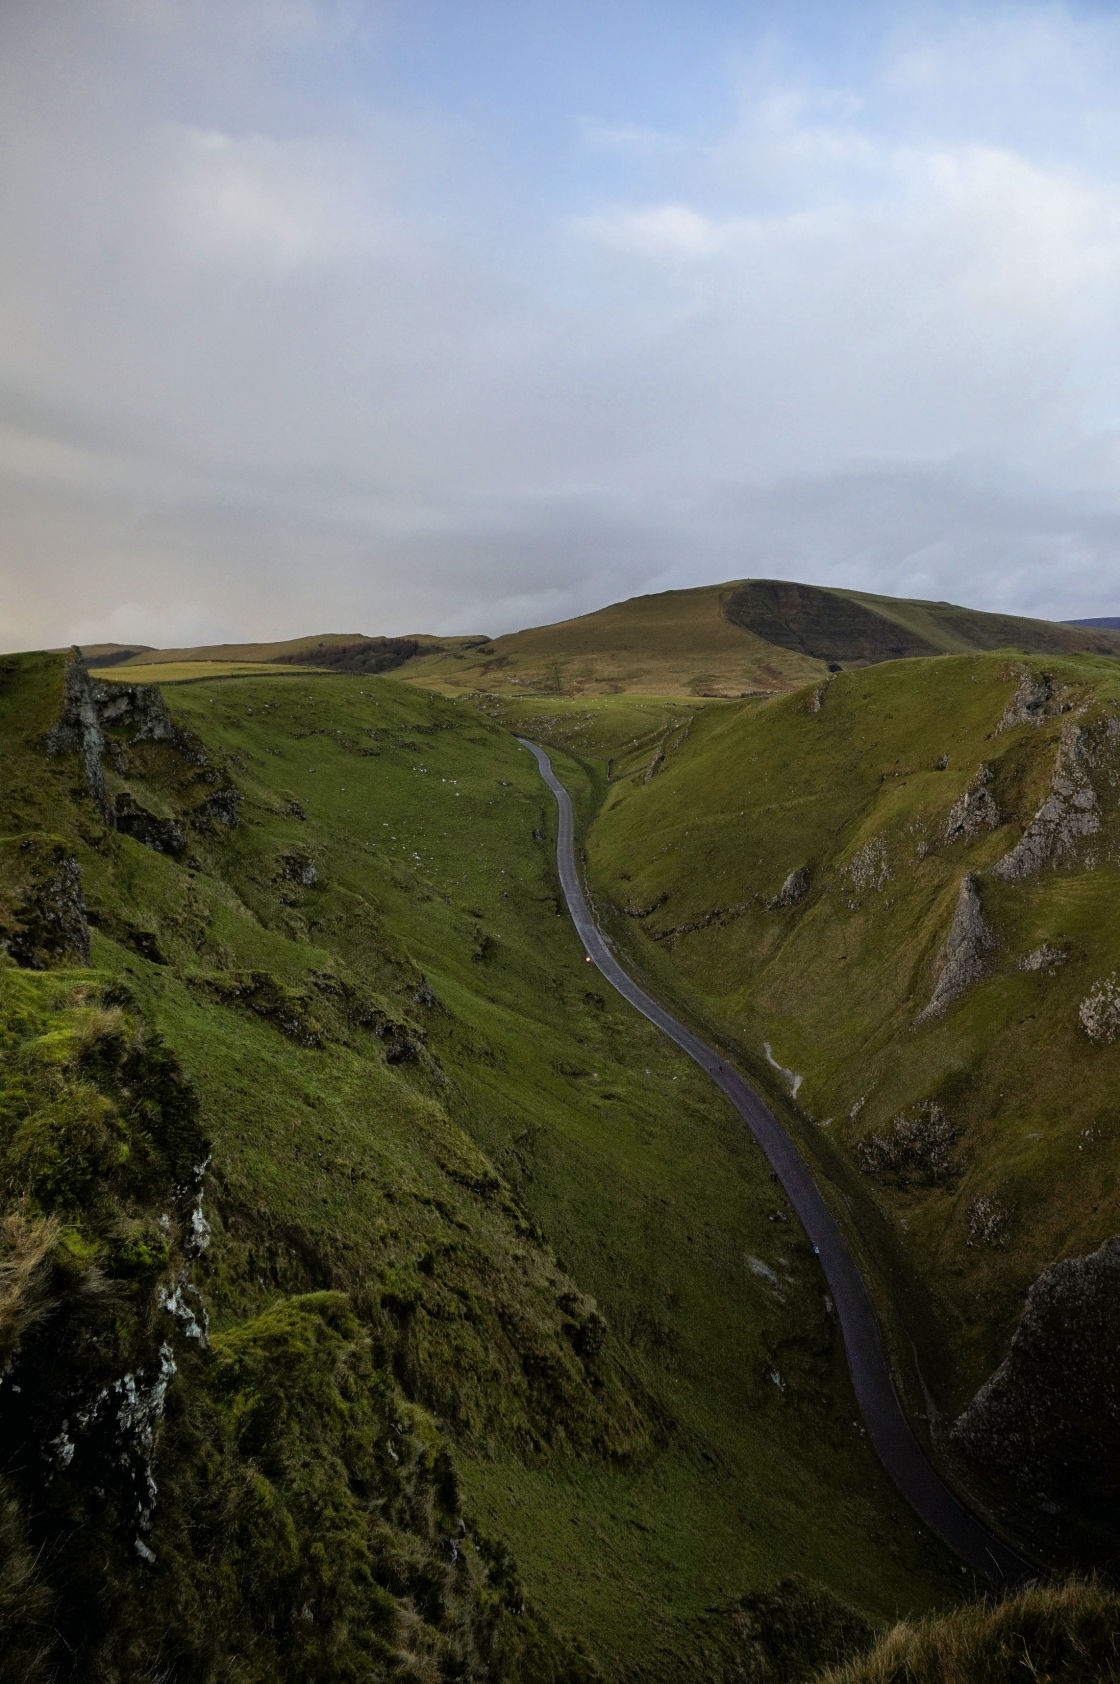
[3,3,1120,650]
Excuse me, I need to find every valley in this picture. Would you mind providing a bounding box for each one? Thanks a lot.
[4,577,1120,1679]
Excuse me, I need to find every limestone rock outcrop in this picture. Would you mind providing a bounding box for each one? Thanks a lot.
[951,1236,1120,1522]
[944,764,1000,844]
[772,866,810,908]
[44,651,239,853]
[992,720,1099,881]
[1078,974,1120,1044]
[917,874,995,1022]
[44,651,111,819]
[996,669,1057,732]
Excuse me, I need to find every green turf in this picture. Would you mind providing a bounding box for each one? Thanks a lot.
[398,579,1120,700]
[584,653,1120,1469]
[0,651,967,1681]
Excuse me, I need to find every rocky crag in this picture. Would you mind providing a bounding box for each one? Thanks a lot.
[951,1238,1120,1538]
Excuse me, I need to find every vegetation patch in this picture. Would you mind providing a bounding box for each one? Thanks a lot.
[818,1579,1120,1684]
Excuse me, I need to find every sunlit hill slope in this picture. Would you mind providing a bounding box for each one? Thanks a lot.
[90,578,1120,699]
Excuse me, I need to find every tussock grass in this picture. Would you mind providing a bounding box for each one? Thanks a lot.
[818,1579,1120,1684]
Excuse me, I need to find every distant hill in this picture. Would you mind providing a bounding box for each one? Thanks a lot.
[398,578,1120,698]
[89,631,485,679]
[86,580,1120,698]
[63,642,154,666]
[1065,615,1120,629]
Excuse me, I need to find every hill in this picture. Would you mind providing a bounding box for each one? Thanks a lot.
[67,641,155,665]
[579,649,1120,1556]
[83,579,1120,700]
[89,631,486,682]
[397,578,1120,698]
[0,650,963,1681]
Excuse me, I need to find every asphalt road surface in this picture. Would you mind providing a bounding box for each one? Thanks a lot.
[519,735,1030,1587]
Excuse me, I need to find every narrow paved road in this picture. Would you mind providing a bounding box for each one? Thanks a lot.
[519,736,1030,1587]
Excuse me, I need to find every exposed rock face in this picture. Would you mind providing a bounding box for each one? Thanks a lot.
[1078,973,1120,1044]
[773,866,810,908]
[44,650,111,819]
[94,678,182,745]
[854,1102,960,1187]
[1021,944,1068,975]
[44,652,240,856]
[992,720,1099,881]
[113,794,188,857]
[2,845,91,968]
[807,678,833,713]
[279,850,318,888]
[951,1236,1120,1523]
[193,786,241,830]
[944,764,1001,844]
[845,837,889,892]
[917,874,995,1022]
[966,1192,1012,1248]
[996,669,1056,731]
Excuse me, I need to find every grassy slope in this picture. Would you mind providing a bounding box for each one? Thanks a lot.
[401,580,1120,700]
[85,579,1120,703]
[97,632,480,668]
[98,660,334,683]
[0,655,960,1681]
[585,655,1120,1449]
[837,587,1120,659]
[399,582,825,699]
[818,1579,1120,1684]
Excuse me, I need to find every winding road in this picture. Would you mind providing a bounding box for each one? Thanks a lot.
[519,736,1030,1587]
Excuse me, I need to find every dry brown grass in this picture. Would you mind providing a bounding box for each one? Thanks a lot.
[0,1209,60,1371]
[818,1580,1120,1683]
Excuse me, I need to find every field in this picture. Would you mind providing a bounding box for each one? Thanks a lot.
[97,660,332,683]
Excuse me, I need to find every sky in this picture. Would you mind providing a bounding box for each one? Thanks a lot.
[3,0,1120,649]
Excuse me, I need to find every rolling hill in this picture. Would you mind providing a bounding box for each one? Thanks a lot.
[0,649,961,1683]
[89,579,1120,700]
[10,577,1120,1678]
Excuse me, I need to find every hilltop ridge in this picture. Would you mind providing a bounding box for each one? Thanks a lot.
[85,579,1120,698]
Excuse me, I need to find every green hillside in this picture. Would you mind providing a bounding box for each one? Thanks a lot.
[0,651,964,1682]
[584,651,1120,1552]
[91,631,485,680]
[87,578,1120,703]
[399,578,1120,698]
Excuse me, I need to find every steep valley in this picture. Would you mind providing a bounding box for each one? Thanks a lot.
[0,650,957,1683]
[582,651,1120,1558]
[7,619,1120,1679]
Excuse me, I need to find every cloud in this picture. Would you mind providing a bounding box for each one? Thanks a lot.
[2,1,1120,650]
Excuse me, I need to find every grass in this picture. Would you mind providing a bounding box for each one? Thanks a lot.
[582,651,1120,1543]
[95,631,479,669]
[0,651,965,1682]
[399,580,1120,699]
[87,577,1120,703]
[96,660,333,683]
[399,581,825,698]
[837,586,1120,660]
[819,1578,1120,1683]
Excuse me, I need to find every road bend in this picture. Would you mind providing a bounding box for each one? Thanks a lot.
[518,736,1030,1587]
